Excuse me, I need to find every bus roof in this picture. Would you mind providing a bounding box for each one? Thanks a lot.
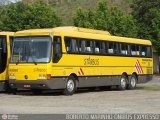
[15,26,111,35]
[0,32,14,36]
[15,26,152,45]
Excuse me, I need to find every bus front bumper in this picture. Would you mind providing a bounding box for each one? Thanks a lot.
[9,79,66,90]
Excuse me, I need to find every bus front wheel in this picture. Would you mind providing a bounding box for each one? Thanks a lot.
[63,76,76,96]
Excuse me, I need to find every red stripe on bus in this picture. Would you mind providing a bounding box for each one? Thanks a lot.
[80,68,84,75]
[137,59,143,74]
[135,62,141,73]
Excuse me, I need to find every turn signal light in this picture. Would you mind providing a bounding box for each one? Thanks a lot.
[47,74,51,80]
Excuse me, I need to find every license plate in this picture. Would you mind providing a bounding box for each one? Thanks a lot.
[24,85,31,88]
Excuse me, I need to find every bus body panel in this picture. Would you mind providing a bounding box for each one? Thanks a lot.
[9,64,50,80]
[51,54,153,76]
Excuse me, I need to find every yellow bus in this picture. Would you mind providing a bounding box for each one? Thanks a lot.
[0,32,14,91]
[9,27,153,95]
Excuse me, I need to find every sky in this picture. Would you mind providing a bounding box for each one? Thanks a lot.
[9,0,21,3]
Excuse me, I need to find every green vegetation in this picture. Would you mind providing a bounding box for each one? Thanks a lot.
[0,0,159,54]
[73,0,138,38]
[132,0,160,54]
[73,0,160,54]
[0,1,61,32]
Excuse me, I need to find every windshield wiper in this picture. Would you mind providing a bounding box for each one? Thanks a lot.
[30,56,37,65]
[16,60,20,65]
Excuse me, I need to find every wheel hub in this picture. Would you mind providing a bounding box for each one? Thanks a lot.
[67,79,74,92]
[131,77,136,87]
[121,77,126,88]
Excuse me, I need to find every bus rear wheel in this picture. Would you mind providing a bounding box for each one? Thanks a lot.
[127,74,137,90]
[63,76,76,96]
[118,75,127,90]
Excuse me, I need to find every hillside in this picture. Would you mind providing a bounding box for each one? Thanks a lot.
[53,0,133,25]
[23,0,133,25]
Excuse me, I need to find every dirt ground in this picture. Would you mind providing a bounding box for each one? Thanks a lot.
[0,75,160,114]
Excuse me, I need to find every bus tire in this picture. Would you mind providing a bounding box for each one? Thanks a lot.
[127,74,137,90]
[4,81,12,93]
[118,75,127,90]
[63,76,76,96]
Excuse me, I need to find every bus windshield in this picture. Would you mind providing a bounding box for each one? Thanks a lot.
[11,36,51,63]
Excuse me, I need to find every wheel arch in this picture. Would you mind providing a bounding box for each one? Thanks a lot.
[122,72,128,80]
[132,72,138,82]
[69,73,78,80]
[69,73,79,88]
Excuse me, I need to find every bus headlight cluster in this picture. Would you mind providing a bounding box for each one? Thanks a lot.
[9,74,16,79]
[38,74,47,79]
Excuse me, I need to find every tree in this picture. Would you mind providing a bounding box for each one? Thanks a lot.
[73,0,138,38]
[74,8,95,29]
[132,0,160,54]
[0,1,61,31]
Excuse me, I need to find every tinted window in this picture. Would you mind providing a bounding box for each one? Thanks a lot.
[137,45,141,56]
[114,43,119,54]
[131,44,136,56]
[131,44,141,56]
[100,41,106,54]
[64,36,152,58]
[72,39,79,53]
[108,42,114,54]
[65,37,79,53]
[141,46,146,57]
[65,37,71,53]
[79,39,86,53]
[85,40,94,53]
[120,43,128,55]
[146,46,152,57]
[53,36,62,63]
[0,35,7,73]
[94,41,100,54]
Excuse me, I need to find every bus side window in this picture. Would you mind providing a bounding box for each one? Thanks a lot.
[108,42,114,54]
[64,37,71,53]
[120,43,127,55]
[79,39,86,53]
[131,44,136,56]
[136,45,140,56]
[146,46,152,57]
[141,46,146,57]
[53,36,62,63]
[94,41,100,54]
[85,40,94,53]
[114,42,119,55]
[127,44,131,55]
[105,42,108,54]
[71,38,78,53]
[100,41,106,54]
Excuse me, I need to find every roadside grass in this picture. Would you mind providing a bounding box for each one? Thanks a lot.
[137,84,160,91]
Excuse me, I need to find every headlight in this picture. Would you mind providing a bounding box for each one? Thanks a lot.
[38,74,47,79]
[9,75,16,79]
